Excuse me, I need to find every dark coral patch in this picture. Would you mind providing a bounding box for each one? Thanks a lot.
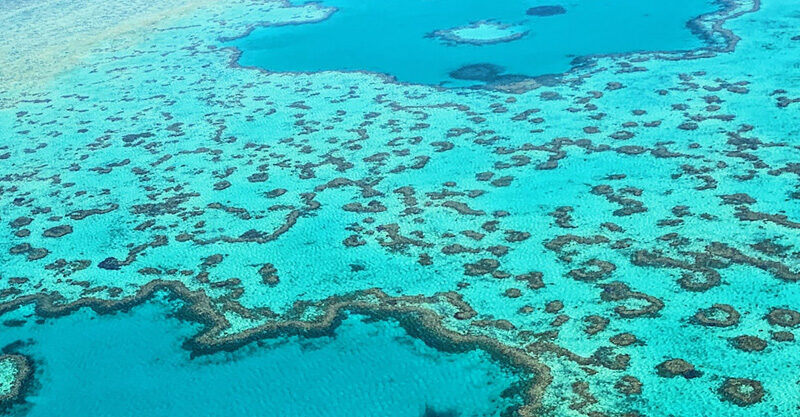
[730,335,767,352]
[614,375,642,395]
[526,5,566,16]
[43,224,73,238]
[0,354,34,411]
[677,270,721,292]
[771,331,794,342]
[655,358,702,379]
[258,263,279,286]
[98,257,123,270]
[515,272,544,290]
[766,308,800,328]
[545,300,563,313]
[9,217,32,228]
[609,333,637,346]
[567,259,616,281]
[692,303,740,327]
[718,378,765,407]
[583,315,609,335]
[449,63,504,82]
[463,258,500,276]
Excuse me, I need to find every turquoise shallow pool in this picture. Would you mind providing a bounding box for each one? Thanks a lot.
[1,0,799,415]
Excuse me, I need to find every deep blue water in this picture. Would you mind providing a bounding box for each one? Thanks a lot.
[230,0,717,85]
[1,299,520,417]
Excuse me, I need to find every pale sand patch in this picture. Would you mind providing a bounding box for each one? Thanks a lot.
[0,0,217,95]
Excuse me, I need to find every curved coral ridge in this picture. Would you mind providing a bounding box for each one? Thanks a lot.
[429,21,528,46]
[0,354,32,410]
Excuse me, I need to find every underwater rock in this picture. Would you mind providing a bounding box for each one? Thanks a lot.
[463,258,500,276]
[449,64,504,82]
[678,270,721,292]
[583,315,609,335]
[526,5,566,16]
[692,304,740,327]
[343,235,367,247]
[258,263,279,286]
[247,172,268,183]
[598,282,664,318]
[592,347,629,370]
[98,257,123,270]
[515,272,545,290]
[545,300,563,313]
[442,201,485,216]
[771,331,794,342]
[730,335,767,352]
[614,375,642,395]
[567,259,616,281]
[609,333,637,346]
[766,308,800,327]
[43,224,73,238]
[720,193,756,205]
[655,358,702,379]
[9,217,32,228]
[718,378,765,406]
[430,21,528,46]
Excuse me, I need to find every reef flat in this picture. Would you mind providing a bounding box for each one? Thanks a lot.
[0,0,799,415]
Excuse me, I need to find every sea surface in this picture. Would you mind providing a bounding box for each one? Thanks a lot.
[0,298,521,417]
[0,0,799,416]
[231,0,717,85]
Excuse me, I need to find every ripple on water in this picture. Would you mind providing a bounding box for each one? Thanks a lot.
[0,300,523,417]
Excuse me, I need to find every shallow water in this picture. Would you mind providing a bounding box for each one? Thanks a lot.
[1,300,520,417]
[0,0,799,415]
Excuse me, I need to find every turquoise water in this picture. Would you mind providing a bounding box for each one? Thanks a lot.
[230,0,717,85]
[1,0,800,415]
[1,299,521,416]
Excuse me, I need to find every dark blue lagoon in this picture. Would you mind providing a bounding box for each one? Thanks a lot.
[229,0,719,85]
